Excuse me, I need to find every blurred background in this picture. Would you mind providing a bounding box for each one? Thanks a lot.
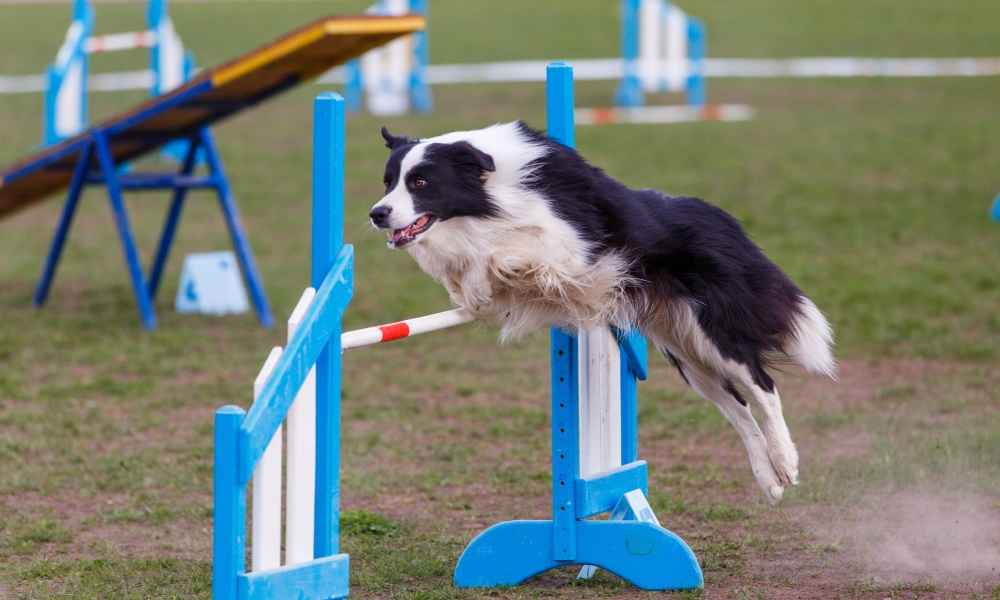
[0,1,997,598]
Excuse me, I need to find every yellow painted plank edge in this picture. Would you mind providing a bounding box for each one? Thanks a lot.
[212,16,424,87]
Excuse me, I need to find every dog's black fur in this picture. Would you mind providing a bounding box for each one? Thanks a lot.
[515,123,804,392]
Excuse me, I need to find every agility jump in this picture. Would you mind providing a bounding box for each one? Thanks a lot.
[578,0,751,126]
[212,62,701,599]
[0,15,424,330]
[44,0,193,149]
[345,0,432,115]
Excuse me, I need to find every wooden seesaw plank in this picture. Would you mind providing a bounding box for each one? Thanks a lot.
[0,14,424,219]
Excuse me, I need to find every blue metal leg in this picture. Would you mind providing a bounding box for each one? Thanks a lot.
[94,131,157,330]
[147,136,199,298]
[34,141,93,307]
[198,128,273,328]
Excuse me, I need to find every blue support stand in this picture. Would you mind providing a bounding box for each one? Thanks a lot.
[453,63,702,592]
[32,125,273,330]
[991,193,1000,221]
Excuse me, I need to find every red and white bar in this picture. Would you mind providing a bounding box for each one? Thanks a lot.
[341,307,474,350]
[84,30,157,54]
[575,103,753,126]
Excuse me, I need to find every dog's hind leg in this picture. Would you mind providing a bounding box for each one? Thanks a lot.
[681,365,786,504]
[732,367,799,488]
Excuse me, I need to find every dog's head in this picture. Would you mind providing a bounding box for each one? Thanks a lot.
[369,127,497,248]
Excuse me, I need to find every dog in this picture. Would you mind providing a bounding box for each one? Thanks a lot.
[369,121,835,503]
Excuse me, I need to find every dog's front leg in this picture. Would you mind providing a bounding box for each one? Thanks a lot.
[444,266,494,317]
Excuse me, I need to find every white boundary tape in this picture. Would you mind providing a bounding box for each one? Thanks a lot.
[1,57,998,95]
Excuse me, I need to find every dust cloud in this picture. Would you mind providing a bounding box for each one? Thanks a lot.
[820,489,1000,583]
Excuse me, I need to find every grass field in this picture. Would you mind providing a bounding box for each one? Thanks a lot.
[1,1,998,599]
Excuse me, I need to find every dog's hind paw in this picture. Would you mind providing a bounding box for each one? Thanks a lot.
[767,441,799,487]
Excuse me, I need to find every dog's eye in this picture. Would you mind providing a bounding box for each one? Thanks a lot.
[412,177,428,189]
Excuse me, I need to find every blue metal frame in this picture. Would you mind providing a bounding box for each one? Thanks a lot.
[32,121,273,330]
[212,93,351,600]
[453,62,702,591]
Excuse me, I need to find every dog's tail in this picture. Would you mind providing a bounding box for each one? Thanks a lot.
[785,296,836,379]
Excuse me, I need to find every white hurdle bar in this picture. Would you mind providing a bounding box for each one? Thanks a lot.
[250,294,473,569]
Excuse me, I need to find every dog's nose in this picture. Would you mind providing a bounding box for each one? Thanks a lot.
[369,205,392,228]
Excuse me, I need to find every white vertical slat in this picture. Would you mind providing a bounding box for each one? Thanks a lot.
[285,288,317,566]
[251,346,283,572]
[362,0,410,115]
[56,60,83,137]
[157,18,184,92]
[578,326,622,478]
[664,4,689,92]
[638,0,661,92]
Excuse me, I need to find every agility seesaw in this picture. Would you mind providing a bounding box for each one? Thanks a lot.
[212,63,701,600]
[0,14,424,330]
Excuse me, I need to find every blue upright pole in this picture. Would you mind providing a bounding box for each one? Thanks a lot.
[311,93,346,558]
[615,0,644,107]
[408,0,432,112]
[686,17,707,109]
[546,62,579,561]
[212,405,246,600]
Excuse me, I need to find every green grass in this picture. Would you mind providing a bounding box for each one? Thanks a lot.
[1,1,998,598]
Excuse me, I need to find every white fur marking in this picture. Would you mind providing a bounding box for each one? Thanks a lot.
[372,143,427,230]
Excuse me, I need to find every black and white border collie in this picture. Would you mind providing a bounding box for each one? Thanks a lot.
[369,121,835,503]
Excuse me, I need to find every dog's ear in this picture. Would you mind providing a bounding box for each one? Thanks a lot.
[381,126,415,150]
[451,141,496,174]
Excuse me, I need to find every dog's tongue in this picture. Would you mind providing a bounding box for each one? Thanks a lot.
[391,216,430,245]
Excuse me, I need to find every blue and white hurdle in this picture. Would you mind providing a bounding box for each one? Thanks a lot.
[454,63,701,590]
[616,0,705,109]
[212,62,701,599]
[44,0,194,147]
[344,0,431,116]
[578,0,751,126]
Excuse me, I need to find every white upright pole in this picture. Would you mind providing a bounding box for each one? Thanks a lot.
[251,347,283,572]
[285,288,317,565]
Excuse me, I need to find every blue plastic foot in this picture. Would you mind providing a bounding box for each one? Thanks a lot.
[454,519,702,590]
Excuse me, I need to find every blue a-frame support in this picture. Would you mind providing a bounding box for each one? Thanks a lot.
[31,124,273,330]
[453,63,702,591]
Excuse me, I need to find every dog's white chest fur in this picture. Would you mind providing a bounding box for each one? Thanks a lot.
[406,202,631,341]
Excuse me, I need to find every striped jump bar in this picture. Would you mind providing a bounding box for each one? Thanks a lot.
[291,288,473,352]
[341,307,474,350]
[84,30,158,54]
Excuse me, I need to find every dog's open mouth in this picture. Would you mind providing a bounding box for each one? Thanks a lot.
[389,214,437,248]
